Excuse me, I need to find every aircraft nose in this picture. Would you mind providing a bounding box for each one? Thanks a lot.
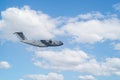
[60,41,63,45]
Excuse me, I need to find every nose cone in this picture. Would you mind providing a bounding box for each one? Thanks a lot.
[60,41,63,45]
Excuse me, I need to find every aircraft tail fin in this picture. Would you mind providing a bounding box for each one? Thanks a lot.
[14,32,27,40]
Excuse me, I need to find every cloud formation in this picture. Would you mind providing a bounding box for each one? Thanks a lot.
[34,49,89,70]
[1,6,120,79]
[33,49,120,76]
[0,6,61,41]
[79,75,96,80]
[1,6,120,44]
[25,72,64,80]
[62,12,120,43]
[0,61,11,69]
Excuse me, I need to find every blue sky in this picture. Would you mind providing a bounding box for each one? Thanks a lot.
[1,0,120,80]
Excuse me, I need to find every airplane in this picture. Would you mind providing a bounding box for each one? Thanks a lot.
[14,32,63,47]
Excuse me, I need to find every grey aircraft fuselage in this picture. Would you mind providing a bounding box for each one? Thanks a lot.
[21,40,63,47]
[14,32,63,47]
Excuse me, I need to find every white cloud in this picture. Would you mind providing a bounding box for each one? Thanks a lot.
[113,3,120,11]
[34,49,89,70]
[0,61,11,69]
[62,13,120,43]
[79,75,96,80]
[33,49,120,76]
[25,72,64,80]
[0,6,62,41]
[78,12,104,20]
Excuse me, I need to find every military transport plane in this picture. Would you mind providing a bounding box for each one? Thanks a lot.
[14,32,63,47]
